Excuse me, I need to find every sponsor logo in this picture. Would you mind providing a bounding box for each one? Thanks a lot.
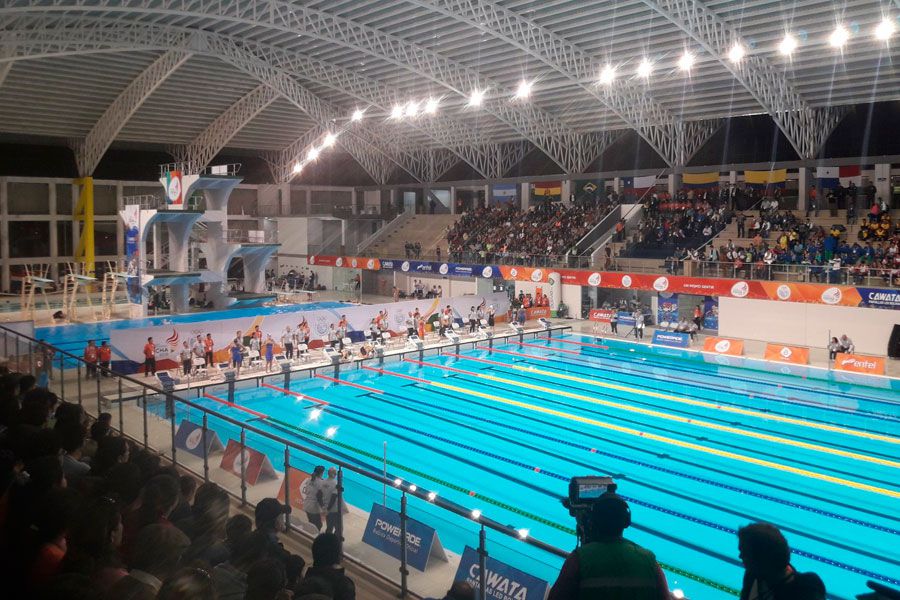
[308,255,316,265]
[714,339,731,353]
[382,260,395,269]
[314,315,330,336]
[185,428,202,450]
[821,287,842,305]
[374,518,423,548]
[350,258,358,268]
[367,259,376,269]
[779,346,793,359]
[865,291,900,306]
[415,263,433,272]
[233,449,251,476]
[166,329,179,349]
[482,266,493,278]
[401,261,410,272]
[621,275,632,288]
[776,284,791,300]
[335,257,344,267]
[730,281,749,297]
[439,263,449,275]
[588,272,601,287]
[467,564,529,600]
[509,268,519,278]
[715,355,732,366]
[531,269,543,282]
[780,366,792,375]
[652,276,669,291]
[167,175,181,202]
[841,356,877,369]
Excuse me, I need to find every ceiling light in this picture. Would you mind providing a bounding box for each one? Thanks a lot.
[404,100,419,118]
[636,58,653,78]
[351,108,364,122]
[306,147,319,161]
[874,18,895,41]
[778,33,798,55]
[598,65,616,85]
[424,97,439,114]
[829,24,849,48]
[678,51,694,71]
[514,80,532,99]
[468,89,485,107]
[391,104,404,119]
[727,43,745,63]
[322,132,337,147]
[292,163,302,174]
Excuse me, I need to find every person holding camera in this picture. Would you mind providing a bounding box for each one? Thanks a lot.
[548,493,669,600]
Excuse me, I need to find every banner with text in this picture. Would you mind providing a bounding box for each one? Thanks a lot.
[702,337,744,356]
[652,330,691,348]
[833,353,886,375]
[361,503,446,572]
[454,545,550,600]
[122,204,142,305]
[657,292,679,325]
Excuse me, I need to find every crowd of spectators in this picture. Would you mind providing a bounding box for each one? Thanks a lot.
[0,364,356,600]
[447,195,619,264]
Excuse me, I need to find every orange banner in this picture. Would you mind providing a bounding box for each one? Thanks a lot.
[833,353,886,375]
[764,344,810,364]
[703,337,744,356]
[277,467,312,512]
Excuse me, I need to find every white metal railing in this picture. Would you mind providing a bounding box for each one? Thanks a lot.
[225,229,277,244]
[356,209,411,254]
[159,162,242,177]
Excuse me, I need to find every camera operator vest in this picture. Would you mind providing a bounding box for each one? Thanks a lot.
[577,539,663,600]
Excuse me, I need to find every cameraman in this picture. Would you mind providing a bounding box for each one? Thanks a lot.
[548,493,670,600]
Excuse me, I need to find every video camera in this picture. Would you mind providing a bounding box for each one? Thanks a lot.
[561,476,621,545]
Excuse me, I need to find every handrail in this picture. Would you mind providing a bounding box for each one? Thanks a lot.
[0,322,570,560]
[356,210,410,254]
[572,205,623,255]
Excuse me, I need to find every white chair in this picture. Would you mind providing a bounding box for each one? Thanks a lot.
[247,350,261,369]
[342,336,352,348]
[381,331,392,347]
[192,357,208,379]
[296,343,309,362]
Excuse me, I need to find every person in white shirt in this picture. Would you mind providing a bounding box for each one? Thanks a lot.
[468,307,478,333]
[282,326,294,359]
[839,334,855,354]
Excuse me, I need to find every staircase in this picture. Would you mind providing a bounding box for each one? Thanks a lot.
[365,214,460,259]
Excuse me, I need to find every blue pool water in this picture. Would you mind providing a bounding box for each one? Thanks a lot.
[165,333,899,600]
[34,301,349,359]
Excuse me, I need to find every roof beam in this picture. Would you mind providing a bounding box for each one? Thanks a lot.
[0,0,592,173]
[71,48,190,176]
[170,83,278,172]
[642,0,847,159]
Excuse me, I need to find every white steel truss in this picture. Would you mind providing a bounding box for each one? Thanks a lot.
[261,126,324,185]
[644,0,847,159]
[71,48,190,176]
[408,0,716,167]
[0,0,593,173]
[171,84,278,173]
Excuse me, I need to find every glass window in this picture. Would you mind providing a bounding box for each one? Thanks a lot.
[57,222,73,256]
[9,221,50,258]
[8,183,49,214]
[93,186,118,215]
[56,184,73,215]
[95,222,119,256]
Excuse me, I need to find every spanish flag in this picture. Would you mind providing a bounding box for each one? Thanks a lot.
[682,172,719,188]
[532,181,562,197]
[744,169,787,189]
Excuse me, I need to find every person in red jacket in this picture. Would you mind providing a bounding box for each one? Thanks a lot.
[143,337,156,377]
[84,340,99,379]
[98,341,112,377]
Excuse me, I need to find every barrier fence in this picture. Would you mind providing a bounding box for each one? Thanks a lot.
[0,322,571,600]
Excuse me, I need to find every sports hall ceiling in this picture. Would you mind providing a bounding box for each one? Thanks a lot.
[0,1,898,184]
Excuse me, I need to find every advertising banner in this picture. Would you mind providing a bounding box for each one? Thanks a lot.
[652,331,691,348]
[588,309,614,322]
[454,545,550,600]
[122,204,142,305]
[763,344,810,364]
[277,467,313,512]
[173,419,225,458]
[498,265,550,283]
[856,288,900,310]
[165,170,184,208]
[616,311,637,327]
[657,292,679,325]
[702,296,719,330]
[702,337,744,356]
[361,503,446,572]
[833,353,886,375]
[307,255,379,270]
[219,439,277,486]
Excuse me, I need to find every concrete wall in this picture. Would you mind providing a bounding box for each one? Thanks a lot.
[719,297,900,355]
[395,272,478,297]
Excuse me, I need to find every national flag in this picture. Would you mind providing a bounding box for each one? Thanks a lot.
[491,183,518,205]
[532,181,562,196]
[816,166,861,189]
[621,175,657,196]
[744,169,786,191]
[683,172,719,188]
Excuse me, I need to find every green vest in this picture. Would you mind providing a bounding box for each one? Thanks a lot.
[577,539,662,600]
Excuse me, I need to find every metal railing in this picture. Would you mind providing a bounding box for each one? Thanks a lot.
[159,162,242,177]
[225,229,278,244]
[0,323,569,599]
[357,210,410,254]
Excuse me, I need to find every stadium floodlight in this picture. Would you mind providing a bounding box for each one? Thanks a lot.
[405,100,419,118]
[351,108,364,122]
[322,132,337,147]
[829,25,849,48]
[514,79,533,100]
[424,97,440,114]
[468,89,485,107]
[728,43,746,63]
[678,51,695,71]
[874,18,895,41]
[636,58,653,78]
[778,33,798,55]
[391,104,404,119]
[470,509,482,520]
[306,147,320,161]
[598,64,616,85]
[325,426,337,438]
[292,162,303,174]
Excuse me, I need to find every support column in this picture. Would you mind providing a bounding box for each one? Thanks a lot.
[305,189,311,215]
[351,189,359,215]
[49,183,58,282]
[797,167,808,212]
[116,183,125,259]
[668,173,682,196]
[0,178,8,292]
[450,186,457,214]
[729,170,737,185]
[874,164,891,207]
[483,184,490,209]
[390,189,398,214]
[613,177,621,194]
[520,182,530,210]
[561,180,572,205]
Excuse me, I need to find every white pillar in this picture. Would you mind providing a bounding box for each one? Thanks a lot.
[483,184,490,209]
[520,182,530,210]
[0,177,9,292]
[729,170,737,185]
[797,167,808,211]
[390,189,398,214]
[450,186,457,214]
[351,189,358,215]
[305,189,311,215]
[874,164,891,206]
[613,177,621,194]
[561,180,572,205]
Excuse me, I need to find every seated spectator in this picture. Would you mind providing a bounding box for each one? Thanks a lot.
[827,337,841,360]
[91,436,130,477]
[121,474,179,560]
[169,475,197,524]
[59,496,127,592]
[246,558,290,600]
[157,567,217,600]
[212,531,270,600]
[838,334,855,354]
[83,412,113,460]
[223,514,253,557]
[297,533,355,600]
[181,484,230,567]
[105,523,190,600]
[738,523,825,600]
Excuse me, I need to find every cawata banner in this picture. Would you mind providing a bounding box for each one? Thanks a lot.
[764,344,810,364]
[703,337,744,356]
[588,309,614,322]
[833,353,886,375]
[454,545,549,600]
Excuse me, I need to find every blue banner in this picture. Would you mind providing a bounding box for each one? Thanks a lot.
[857,288,900,309]
[616,311,636,326]
[384,260,499,279]
[173,419,224,458]
[454,546,550,600]
[652,330,691,348]
[657,292,679,325]
[703,296,719,330]
[361,503,442,572]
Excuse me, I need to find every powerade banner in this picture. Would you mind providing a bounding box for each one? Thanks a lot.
[122,204,142,305]
[652,330,691,348]
[703,296,719,330]
[361,503,446,572]
[313,256,900,310]
[657,292,679,325]
[454,545,549,600]
[616,311,636,326]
